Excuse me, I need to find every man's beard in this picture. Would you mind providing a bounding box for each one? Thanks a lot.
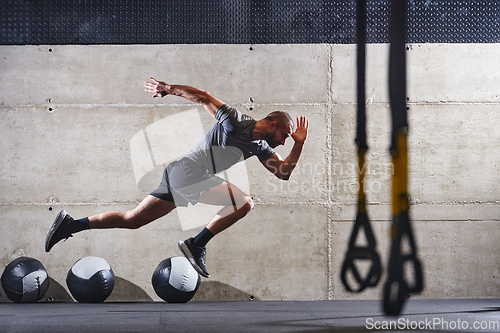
[265,129,278,148]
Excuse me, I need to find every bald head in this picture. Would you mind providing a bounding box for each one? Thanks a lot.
[264,111,294,130]
[258,111,294,148]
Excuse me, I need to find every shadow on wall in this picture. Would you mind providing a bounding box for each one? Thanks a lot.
[107,277,153,302]
[194,281,257,301]
[44,277,73,302]
[0,282,7,302]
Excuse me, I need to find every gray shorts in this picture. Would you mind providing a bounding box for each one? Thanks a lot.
[150,157,224,207]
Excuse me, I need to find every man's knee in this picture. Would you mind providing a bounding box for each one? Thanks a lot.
[239,196,254,215]
[124,211,146,229]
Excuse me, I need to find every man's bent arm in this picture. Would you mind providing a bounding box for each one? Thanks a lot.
[263,143,305,180]
[145,77,224,116]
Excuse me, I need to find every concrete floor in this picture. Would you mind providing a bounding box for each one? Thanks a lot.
[1,299,499,332]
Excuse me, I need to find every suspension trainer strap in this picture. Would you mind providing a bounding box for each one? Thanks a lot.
[383,0,423,315]
[340,0,382,293]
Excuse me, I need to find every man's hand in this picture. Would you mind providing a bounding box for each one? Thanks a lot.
[144,77,169,98]
[291,115,309,144]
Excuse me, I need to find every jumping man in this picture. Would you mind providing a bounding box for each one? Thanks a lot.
[45,77,309,278]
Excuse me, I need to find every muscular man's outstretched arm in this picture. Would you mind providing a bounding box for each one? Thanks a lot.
[144,77,224,116]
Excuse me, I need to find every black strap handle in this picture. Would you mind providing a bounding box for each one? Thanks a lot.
[383,0,423,315]
[383,211,423,315]
[340,0,382,293]
[341,208,382,292]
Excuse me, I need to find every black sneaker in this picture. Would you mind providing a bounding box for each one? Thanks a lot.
[178,238,210,278]
[45,210,74,252]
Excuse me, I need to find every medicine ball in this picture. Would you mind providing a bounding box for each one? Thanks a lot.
[66,256,115,303]
[1,257,49,303]
[152,257,200,303]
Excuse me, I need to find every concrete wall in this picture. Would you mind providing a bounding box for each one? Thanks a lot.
[0,44,498,302]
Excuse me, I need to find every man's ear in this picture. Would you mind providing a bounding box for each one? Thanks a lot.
[268,120,277,129]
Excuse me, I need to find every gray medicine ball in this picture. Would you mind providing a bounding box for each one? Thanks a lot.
[66,256,115,303]
[152,257,200,303]
[1,257,49,303]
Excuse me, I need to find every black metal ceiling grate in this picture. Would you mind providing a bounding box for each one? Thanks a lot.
[2,0,499,45]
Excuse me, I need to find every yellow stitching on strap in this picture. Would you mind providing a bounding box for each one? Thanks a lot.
[392,129,409,217]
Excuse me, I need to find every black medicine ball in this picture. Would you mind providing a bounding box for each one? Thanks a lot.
[66,256,115,303]
[152,257,200,303]
[1,257,49,303]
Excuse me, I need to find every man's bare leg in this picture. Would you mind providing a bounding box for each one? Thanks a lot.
[88,195,177,229]
[203,201,252,235]
[45,195,176,252]
[199,181,254,234]
[178,181,253,277]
